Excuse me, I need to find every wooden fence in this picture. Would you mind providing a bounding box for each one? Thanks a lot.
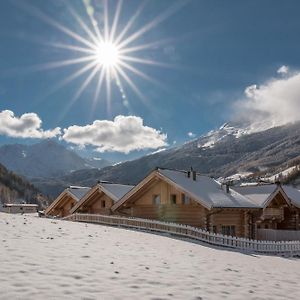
[63,213,300,255]
[257,228,300,241]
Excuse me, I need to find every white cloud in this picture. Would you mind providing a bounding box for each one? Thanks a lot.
[277,65,289,75]
[0,110,61,139]
[234,68,300,132]
[187,132,196,138]
[62,115,168,154]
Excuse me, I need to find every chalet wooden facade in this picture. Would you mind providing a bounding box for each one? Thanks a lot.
[69,182,134,215]
[112,168,300,239]
[233,185,300,234]
[45,186,90,217]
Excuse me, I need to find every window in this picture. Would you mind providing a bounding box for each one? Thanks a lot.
[101,200,106,208]
[152,195,161,205]
[181,194,190,205]
[212,226,217,234]
[221,225,236,236]
[170,194,177,204]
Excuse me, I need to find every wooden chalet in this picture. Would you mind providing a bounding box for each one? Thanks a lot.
[69,182,134,215]
[112,168,300,239]
[45,186,90,217]
[233,184,300,233]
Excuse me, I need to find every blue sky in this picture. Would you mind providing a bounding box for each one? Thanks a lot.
[1,0,300,162]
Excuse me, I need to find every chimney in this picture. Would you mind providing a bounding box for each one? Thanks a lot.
[192,171,196,181]
[226,183,230,193]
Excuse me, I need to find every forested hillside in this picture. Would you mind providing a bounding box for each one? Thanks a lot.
[0,163,48,208]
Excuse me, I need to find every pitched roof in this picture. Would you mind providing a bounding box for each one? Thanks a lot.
[158,169,257,209]
[45,186,91,215]
[112,168,258,211]
[281,185,300,208]
[99,183,134,202]
[68,186,91,201]
[70,182,134,214]
[232,184,300,208]
[232,184,278,207]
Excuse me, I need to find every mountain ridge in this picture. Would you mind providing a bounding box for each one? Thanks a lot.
[0,140,111,179]
[31,121,300,197]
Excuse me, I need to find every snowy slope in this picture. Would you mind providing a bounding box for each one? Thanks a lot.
[1,213,300,299]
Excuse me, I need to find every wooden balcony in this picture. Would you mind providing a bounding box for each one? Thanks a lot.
[261,208,284,220]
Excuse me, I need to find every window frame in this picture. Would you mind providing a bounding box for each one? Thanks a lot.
[152,194,161,205]
[221,225,236,236]
[181,193,190,205]
[170,194,177,205]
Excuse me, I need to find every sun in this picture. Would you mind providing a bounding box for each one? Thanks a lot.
[94,41,120,68]
[19,0,187,117]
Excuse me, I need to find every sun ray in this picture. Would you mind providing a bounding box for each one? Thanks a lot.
[112,69,132,113]
[73,64,100,102]
[105,67,112,116]
[65,1,100,46]
[42,60,99,100]
[114,0,149,45]
[57,64,100,123]
[118,60,167,90]
[118,0,189,49]
[119,55,175,68]
[103,0,109,41]
[82,0,104,42]
[114,65,148,105]
[118,38,176,55]
[46,42,95,55]
[13,0,96,50]
[29,55,97,72]
[110,0,123,43]
[91,67,106,117]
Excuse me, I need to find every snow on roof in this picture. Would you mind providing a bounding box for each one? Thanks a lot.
[233,184,300,208]
[232,184,277,207]
[2,203,38,207]
[99,183,134,202]
[158,168,257,208]
[281,185,300,208]
[68,187,91,201]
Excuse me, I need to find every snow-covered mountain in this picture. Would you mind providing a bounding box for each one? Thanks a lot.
[35,121,300,198]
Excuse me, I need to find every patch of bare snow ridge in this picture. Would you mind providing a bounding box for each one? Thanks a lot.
[197,122,248,149]
[1,213,300,299]
[197,118,280,150]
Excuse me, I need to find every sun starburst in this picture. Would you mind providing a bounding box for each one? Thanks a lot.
[13,0,188,117]
[94,41,120,68]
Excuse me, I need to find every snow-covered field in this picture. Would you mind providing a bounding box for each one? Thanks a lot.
[1,213,300,300]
